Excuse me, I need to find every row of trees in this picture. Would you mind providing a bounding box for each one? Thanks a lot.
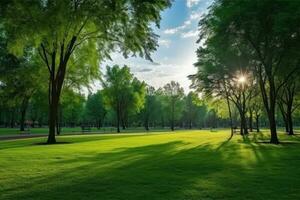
[0,0,172,143]
[190,0,300,143]
[0,62,227,133]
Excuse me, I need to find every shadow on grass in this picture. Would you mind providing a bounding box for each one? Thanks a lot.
[0,133,162,151]
[4,136,300,200]
[34,141,72,145]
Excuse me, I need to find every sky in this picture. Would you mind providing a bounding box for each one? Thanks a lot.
[102,0,213,93]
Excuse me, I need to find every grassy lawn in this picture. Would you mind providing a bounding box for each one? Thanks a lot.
[0,127,170,136]
[1,130,300,200]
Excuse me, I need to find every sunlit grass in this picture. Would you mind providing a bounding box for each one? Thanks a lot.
[1,130,300,200]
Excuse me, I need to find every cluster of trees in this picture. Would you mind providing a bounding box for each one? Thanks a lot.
[0,0,172,143]
[1,0,300,145]
[190,0,300,143]
[0,60,228,133]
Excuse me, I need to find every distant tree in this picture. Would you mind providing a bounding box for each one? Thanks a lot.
[61,89,85,128]
[183,92,199,129]
[102,65,145,133]
[85,91,106,129]
[278,79,300,135]
[163,81,184,131]
[141,86,159,131]
[29,88,49,128]
[2,0,171,143]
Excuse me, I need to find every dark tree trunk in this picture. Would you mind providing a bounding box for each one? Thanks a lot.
[269,107,279,144]
[38,118,42,128]
[224,85,233,139]
[48,96,58,144]
[20,97,29,132]
[189,120,192,129]
[249,110,253,132]
[40,36,77,144]
[238,107,248,135]
[20,109,26,131]
[287,109,294,135]
[56,103,62,135]
[117,103,120,133]
[144,116,149,131]
[284,118,289,133]
[278,101,289,133]
[257,64,279,144]
[256,114,260,132]
[122,117,126,130]
[10,109,15,128]
[97,119,102,129]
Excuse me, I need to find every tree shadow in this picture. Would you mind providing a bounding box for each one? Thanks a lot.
[2,134,300,200]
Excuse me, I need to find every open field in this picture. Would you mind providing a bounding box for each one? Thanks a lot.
[1,130,300,200]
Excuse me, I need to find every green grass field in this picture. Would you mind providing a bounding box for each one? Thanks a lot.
[1,130,300,200]
[0,127,169,136]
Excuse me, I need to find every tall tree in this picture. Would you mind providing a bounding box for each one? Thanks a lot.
[198,0,300,143]
[163,81,184,131]
[183,92,199,129]
[102,65,145,133]
[2,0,171,143]
[141,86,161,131]
[84,91,106,129]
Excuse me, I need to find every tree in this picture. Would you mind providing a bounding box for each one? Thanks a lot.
[141,86,162,131]
[0,31,45,131]
[190,41,258,135]
[60,89,85,128]
[278,80,300,135]
[85,91,106,129]
[198,0,300,143]
[183,92,199,129]
[163,81,184,131]
[2,0,171,143]
[102,65,145,133]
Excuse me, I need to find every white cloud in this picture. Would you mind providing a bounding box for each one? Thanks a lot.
[187,0,201,8]
[190,11,203,20]
[181,30,198,38]
[158,39,171,48]
[163,28,178,34]
[162,10,204,36]
[163,20,191,35]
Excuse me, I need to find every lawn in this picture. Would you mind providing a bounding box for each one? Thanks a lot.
[1,130,300,200]
[0,127,169,136]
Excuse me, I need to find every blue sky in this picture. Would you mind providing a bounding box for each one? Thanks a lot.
[103,0,213,92]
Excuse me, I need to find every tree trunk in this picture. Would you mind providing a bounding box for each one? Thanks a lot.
[287,109,294,135]
[269,108,279,144]
[48,97,57,144]
[144,115,149,131]
[189,120,192,129]
[256,114,260,132]
[278,101,289,133]
[10,109,15,128]
[97,119,102,129]
[56,103,62,135]
[20,97,29,132]
[40,36,77,144]
[117,103,120,133]
[249,110,253,132]
[20,109,26,131]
